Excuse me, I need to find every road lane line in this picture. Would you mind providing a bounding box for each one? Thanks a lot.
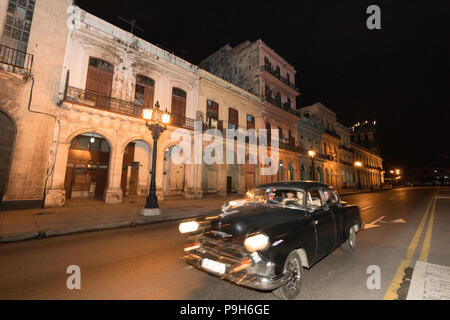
[361,205,373,211]
[383,195,434,300]
[418,196,436,262]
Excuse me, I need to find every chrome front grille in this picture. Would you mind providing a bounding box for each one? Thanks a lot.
[199,232,246,263]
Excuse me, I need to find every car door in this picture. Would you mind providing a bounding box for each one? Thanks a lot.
[322,188,343,246]
[307,188,337,258]
[323,188,344,244]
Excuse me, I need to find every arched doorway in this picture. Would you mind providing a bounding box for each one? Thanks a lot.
[0,111,15,201]
[121,140,152,198]
[288,163,294,181]
[163,145,185,195]
[301,164,307,180]
[64,133,111,200]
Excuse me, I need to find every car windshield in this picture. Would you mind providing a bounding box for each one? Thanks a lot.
[245,188,304,208]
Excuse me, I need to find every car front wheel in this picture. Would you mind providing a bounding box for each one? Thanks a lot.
[341,227,356,252]
[273,251,304,300]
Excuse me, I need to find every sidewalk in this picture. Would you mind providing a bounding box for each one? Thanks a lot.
[407,261,450,300]
[0,187,381,243]
[0,194,240,243]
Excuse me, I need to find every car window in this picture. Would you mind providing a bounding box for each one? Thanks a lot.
[322,189,339,205]
[246,188,304,207]
[307,189,324,208]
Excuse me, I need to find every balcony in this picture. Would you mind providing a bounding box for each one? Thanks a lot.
[64,86,195,129]
[261,95,301,118]
[261,65,298,91]
[324,128,341,140]
[0,44,33,74]
[339,144,354,153]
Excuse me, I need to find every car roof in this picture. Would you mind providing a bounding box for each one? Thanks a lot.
[255,180,332,191]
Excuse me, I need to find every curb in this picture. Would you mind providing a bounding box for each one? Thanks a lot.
[0,209,219,244]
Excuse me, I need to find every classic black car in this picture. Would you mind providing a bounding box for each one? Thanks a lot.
[179,181,363,299]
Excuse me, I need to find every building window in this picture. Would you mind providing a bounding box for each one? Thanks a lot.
[3,0,35,44]
[266,122,271,146]
[246,114,255,130]
[85,57,114,108]
[134,75,155,107]
[228,108,238,130]
[207,99,221,129]
[171,87,187,118]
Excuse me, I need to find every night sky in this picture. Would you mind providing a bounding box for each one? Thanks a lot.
[74,0,449,168]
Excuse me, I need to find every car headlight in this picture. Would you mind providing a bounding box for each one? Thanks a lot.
[229,199,246,207]
[244,234,269,252]
[179,221,199,233]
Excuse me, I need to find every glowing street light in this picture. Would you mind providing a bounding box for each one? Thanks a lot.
[141,101,171,216]
[354,161,363,189]
[308,149,316,181]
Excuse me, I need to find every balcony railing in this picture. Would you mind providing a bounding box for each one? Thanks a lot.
[261,65,298,91]
[339,144,354,153]
[65,86,145,118]
[0,44,33,73]
[261,95,302,118]
[64,87,309,156]
[324,128,341,139]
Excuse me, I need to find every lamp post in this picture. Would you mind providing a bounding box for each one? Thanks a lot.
[354,161,362,189]
[308,150,316,181]
[141,101,171,216]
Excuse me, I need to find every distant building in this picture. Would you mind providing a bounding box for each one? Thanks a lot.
[298,103,384,189]
[350,120,380,154]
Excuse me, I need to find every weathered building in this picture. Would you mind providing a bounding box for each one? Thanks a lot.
[0,2,385,210]
[199,69,264,195]
[298,103,384,189]
[201,39,303,184]
[0,0,72,208]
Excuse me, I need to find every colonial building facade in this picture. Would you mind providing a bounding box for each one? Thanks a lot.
[0,2,383,209]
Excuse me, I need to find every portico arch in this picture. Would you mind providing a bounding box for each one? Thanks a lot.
[64,132,112,200]
[0,110,16,202]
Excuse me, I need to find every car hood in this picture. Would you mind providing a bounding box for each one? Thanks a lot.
[208,203,307,237]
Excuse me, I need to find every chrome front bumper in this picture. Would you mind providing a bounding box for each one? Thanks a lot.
[182,251,287,291]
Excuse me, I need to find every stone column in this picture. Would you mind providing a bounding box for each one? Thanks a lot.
[44,142,70,207]
[238,164,246,195]
[217,164,227,196]
[193,163,203,199]
[104,148,123,204]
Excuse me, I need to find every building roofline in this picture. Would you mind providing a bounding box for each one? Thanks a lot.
[257,39,296,73]
[71,6,199,75]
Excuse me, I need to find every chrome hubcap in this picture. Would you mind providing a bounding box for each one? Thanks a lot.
[349,230,355,248]
[286,258,301,291]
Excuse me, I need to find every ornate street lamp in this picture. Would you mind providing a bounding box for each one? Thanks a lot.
[354,161,363,189]
[308,150,316,181]
[141,101,171,216]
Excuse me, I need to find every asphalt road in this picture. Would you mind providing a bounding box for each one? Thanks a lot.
[0,187,448,299]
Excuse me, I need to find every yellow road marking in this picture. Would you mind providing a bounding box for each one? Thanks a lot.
[419,196,436,262]
[383,195,434,300]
